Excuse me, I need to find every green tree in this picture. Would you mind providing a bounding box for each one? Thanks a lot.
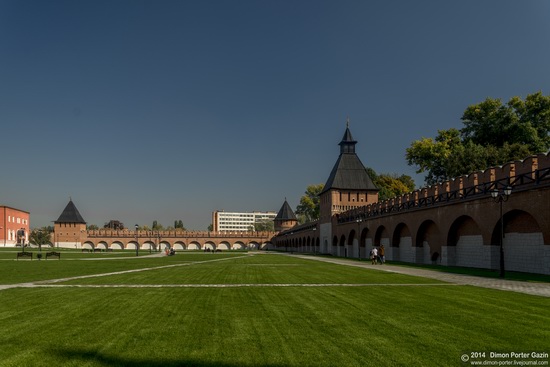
[104,220,124,230]
[407,92,550,184]
[375,174,416,201]
[366,168,416,200]
[29,227,53,250]
[87,224,99,230]
[174,220,186,231]
[207,224,213,231]
[152,221,164,231]
[295,184,324,223]
[254,219,274,232]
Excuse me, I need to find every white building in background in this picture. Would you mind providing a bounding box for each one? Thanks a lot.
[212,211,277,232]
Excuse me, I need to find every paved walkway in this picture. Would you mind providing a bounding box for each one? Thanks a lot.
[290,254,550,298]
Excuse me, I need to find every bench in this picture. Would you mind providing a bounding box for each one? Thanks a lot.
[46,251,61,260]
[16,252,33,260]
[82,249,91,253]
[93,248,103,253]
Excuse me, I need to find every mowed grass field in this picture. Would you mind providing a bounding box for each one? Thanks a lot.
[0,251,548,367]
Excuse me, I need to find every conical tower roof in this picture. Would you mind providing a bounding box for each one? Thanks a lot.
[321,123,378,194]
[275,199,297,221]
[55,199,86,224]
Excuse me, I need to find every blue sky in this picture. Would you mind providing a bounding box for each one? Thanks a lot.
[1,0,549,230]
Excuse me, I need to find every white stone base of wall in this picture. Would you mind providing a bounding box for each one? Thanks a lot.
[504,233,549,275]
[398,237,413,262]
[55,242,82,249]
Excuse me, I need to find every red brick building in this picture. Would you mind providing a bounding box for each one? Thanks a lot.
[0,206,30,247]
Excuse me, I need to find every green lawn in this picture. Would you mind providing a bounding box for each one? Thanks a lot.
[0,252,548,366]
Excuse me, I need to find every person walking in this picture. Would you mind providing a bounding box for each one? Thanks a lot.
[371,247,378,265]
[379,245,385,264]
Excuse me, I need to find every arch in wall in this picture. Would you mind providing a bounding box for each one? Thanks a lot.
[374,226,388,246]
[347,229,356,246]
[232,241,245,250]
[126,241,138,250]
[160,241,171,250]
[248,241,260,250]
[332,236,338,247]
[339,234,347,257]
[447,215,481,246]
[96,241,108,250]
[446,215,483,267]
[82,241,94,250]
[173,241,186,250]
[490,209,545,273]
[416,220,442,264]
[490,209,542,246]
[359,227,369,248]
[218,241,230,250]
[142,241,154,250]
[391,223,411,248]
[188,241,201,250]
[110,241,124,250]
[204,241,216,250]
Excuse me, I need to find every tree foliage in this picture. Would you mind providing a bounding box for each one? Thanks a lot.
[174,220,186,231]
[29,227,53,248]
[104,220,125,230]
[407,92,550,184]
[371,172,416,201]
[296,184,324,223]
[254,219,274,232]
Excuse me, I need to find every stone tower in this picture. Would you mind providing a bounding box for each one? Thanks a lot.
[274,199,298,232]
[318,122,379,251]
[54,199,87,248]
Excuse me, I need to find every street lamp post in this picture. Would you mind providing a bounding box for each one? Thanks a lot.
[491,186,512,278]
[135,224,139,257]
[312,227,316,255]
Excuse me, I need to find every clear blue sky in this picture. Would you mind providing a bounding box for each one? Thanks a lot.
[1,0,549,230]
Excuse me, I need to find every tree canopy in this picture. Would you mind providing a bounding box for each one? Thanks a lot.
[406,92,550,184]
[29,227,53,249]
[254,219,274,232]
[295,184,324,223]
[367,171,416,201]
[104,220,125,230]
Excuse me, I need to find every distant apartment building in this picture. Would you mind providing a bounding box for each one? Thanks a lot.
[0,206,30,247]
[212,211,277,232]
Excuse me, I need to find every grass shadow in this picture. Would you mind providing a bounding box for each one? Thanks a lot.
[54,347,286,367]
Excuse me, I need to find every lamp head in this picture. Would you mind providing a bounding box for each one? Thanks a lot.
[504,186,512,196]
[490,189,499,198]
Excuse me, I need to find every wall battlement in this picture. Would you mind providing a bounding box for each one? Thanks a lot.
[338,152,550,223]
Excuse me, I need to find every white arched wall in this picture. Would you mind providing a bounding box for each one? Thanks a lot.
[188,242,200,250]
[232,242,245,250]
[218,242,230,250]
[173,242,186,250]
[110,242,123,250]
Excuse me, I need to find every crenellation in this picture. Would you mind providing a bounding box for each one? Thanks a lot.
[537,152,550,169]
[450,176,463,192]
